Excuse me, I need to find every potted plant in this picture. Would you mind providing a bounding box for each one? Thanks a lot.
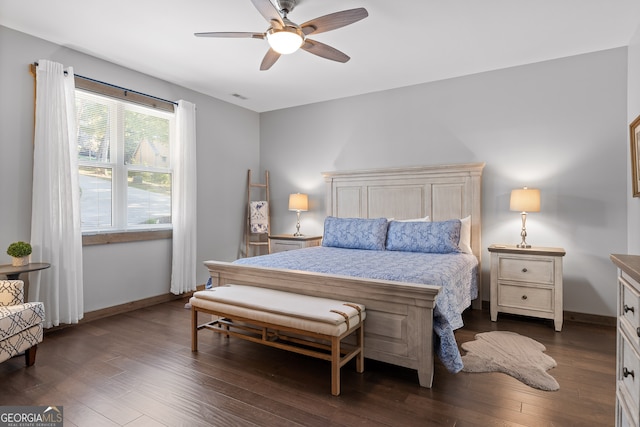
[7,241,32,267]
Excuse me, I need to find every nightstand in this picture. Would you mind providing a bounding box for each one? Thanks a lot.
[488,244,566,331]
[268,234,322,254]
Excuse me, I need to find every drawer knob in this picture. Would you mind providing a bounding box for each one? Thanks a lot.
[521,268,528,273]
[624,304,635,314]
[521,295,528,300]
[624,367,635,379]
[637,327,640,338]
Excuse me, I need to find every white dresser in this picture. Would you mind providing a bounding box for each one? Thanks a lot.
[489,244,565,331]
[611,254,640,427]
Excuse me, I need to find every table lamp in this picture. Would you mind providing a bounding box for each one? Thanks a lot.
[510,187,540,248]
[288,193,308,236]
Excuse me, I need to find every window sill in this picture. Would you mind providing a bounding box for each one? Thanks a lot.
[83,230,172,246]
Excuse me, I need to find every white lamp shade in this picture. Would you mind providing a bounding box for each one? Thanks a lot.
[288,193,308,211]
[510,188,540,212]
[267,27,304,54]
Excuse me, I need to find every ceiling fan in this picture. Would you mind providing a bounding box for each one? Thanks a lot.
[195,0,368,70]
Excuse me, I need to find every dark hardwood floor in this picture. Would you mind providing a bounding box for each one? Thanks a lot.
[0,299,616,426]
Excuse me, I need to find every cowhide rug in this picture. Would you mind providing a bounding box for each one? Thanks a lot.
[460,331,559,391]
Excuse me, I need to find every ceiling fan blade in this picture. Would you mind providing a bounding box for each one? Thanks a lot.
[300,8,368,36]
[260,48,281,70]
[250,0,284,27]
[194,32,265,39]
[301,39,350,63]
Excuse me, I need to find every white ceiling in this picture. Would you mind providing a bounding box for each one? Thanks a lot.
[1,0,639,112]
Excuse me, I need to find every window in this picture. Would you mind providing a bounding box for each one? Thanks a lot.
[76,90,174,232]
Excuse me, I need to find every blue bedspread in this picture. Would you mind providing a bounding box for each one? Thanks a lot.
[234,246,478,372]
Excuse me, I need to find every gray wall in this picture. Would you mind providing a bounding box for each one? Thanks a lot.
[1,24,633,319]
[0,26,260,312]
[261,48,628,318]
[628,24,640,254]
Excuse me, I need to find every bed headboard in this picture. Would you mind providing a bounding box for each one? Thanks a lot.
[323,163,485,306]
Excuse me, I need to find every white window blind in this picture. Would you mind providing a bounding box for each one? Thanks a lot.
[76,90,175,232]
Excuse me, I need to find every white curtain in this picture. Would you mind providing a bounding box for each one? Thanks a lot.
[170,100,197,294]
[30,59,84,327]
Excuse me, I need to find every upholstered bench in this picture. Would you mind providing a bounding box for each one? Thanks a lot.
[190,284,365,395]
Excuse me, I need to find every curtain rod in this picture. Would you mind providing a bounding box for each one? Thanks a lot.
[32,62,179,107]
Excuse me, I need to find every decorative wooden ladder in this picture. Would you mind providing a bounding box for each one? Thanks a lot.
[245,169,270,257]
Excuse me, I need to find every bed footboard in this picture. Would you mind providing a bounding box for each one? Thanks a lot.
[204,260,441,388]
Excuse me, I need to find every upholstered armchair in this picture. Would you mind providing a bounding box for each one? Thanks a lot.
[0,280,45,366]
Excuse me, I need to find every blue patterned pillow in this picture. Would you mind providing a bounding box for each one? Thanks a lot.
[386,219,462,253]
[322,217,388,251]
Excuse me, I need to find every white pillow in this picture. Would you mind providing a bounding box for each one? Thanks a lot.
[395,216,430,222]
[459,216,472,254]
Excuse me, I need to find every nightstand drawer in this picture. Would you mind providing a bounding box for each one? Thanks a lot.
[498,257,554,284]
[268,235,322,254]
[498,283,553,312]
[271,240,305,252]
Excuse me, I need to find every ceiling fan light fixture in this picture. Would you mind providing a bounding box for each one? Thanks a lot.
[266,27,304,54]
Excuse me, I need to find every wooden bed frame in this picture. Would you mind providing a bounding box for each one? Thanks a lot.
[204,162,485,388]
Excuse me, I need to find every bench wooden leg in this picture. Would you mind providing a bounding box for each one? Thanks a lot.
[331,336,340,396]
[191,307,198,352]
[356,324,364,374]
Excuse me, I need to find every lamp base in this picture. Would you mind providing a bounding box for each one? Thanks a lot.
[293,211,302,237]
[517,212,532,249]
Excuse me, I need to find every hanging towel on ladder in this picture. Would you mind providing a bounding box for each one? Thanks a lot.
[250,201,269,233]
